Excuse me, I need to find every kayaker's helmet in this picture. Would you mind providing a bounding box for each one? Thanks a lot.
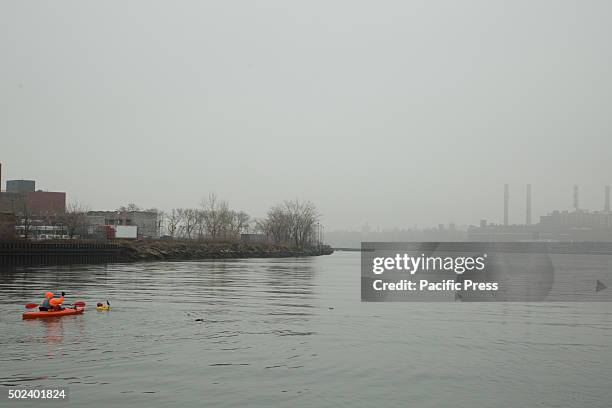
[45,292,54,298]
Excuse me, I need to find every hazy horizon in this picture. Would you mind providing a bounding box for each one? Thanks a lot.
[2,1,611,230]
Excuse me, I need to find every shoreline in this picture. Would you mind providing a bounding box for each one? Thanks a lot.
[0,239,334,265]
[118,239,334,261]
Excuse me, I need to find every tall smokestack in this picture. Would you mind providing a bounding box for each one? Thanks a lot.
[573,185,579,211]
[605,185,610,212]
[526,184,532,225]
[504,184,509,226]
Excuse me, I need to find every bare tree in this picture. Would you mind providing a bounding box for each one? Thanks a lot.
[60,202,90,238]
[118,203,141,212]
[194,193,252,240]
[260,200,319,248]
[286,200,318,248]
[261,204,292,244]
[19,201,34,240]
[177,208,198,239]
[253,217,267,235]
[229,210,250,237]
[218,210,250,239]
[194,209,207,239]
[166,209,181,238]
[201,193,225,239]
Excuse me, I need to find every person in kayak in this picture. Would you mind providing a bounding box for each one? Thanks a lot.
[49,292,66,311]
[39,292,54,311]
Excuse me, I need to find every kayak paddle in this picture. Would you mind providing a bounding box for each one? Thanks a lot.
[25,301,85,309]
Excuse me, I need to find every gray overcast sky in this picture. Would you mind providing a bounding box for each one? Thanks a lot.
[1,0,610,230]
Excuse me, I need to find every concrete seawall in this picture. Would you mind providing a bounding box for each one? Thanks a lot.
[0,240,334,265]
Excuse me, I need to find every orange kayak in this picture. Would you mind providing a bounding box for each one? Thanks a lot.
[22,306,85,320]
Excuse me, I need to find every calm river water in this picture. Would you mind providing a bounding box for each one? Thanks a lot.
[1,252,611,407]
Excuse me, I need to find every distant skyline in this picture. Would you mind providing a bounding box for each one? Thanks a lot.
[2,1,611,230]
[3,164,609,230]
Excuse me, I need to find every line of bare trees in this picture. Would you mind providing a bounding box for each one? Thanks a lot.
[162,195,321,248]
[163,193,251,241]
[255,200,319,248]
[37,194,322,248]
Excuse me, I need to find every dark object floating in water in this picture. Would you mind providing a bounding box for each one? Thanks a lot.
[596,280,607,292]
[195,318,204,322]
[328,307,334,310]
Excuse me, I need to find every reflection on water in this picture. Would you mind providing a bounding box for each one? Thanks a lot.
[1,253,612,407]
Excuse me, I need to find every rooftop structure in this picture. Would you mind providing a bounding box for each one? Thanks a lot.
[6,179,35,193]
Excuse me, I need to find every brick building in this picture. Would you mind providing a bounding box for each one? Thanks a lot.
[25,191,66,215]
[0,178,65,216]
[0,212,16,240]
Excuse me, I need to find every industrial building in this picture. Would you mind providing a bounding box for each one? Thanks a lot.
[23,191,66,215]
[540,210,612,229]
[0,164,68,240]
[0,212,16,240]
[87,210,159,238]
[0,186,66,238]
[469,184,612,242]
[0,164,66,216]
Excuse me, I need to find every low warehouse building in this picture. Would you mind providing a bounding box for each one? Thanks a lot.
[87,210,159,238]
